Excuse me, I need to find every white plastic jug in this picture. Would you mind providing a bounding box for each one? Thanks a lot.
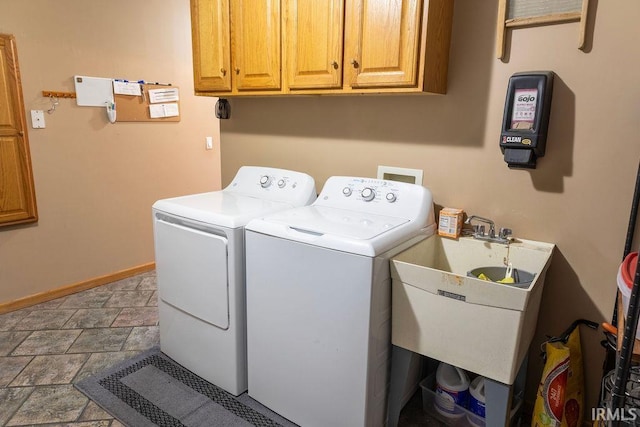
[467,376,486,426]
[434,362,470,419]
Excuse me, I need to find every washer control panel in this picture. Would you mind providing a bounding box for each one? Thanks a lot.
[340,184,403,204]
[317,176,432,219]
[338,179,402,204]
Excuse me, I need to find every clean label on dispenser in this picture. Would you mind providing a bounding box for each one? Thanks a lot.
[511,88,538,130]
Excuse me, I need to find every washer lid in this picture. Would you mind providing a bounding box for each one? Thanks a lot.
[153,191,292,228]
[262,205,409,240]
[245,205,433,256]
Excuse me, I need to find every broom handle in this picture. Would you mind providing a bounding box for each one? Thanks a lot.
[608,161,640,353]
[624,161,640,259]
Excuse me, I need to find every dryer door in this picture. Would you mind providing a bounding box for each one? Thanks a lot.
[154,218,229,330]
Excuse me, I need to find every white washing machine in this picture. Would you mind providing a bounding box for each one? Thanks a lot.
[245,176,436,427]
[152,166,316,396]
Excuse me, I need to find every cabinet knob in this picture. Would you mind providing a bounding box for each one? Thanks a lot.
[350,59,359,68]
[220,68,227,76]
[235,68,240,75]
[331,61,339,70]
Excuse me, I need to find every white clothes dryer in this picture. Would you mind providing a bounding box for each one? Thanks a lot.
[152,166,316,396]
[245,176,436,427]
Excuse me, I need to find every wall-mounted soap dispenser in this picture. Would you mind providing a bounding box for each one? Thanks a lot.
[499,71,554,169]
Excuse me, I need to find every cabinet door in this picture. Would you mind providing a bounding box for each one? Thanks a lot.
[345,0,422,88]
[231,0,281,91]
[286,0,344,89]
[191,0,232,92]
[0,34,37,226]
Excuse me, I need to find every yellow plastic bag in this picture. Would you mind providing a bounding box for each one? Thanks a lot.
[532,320,594,427]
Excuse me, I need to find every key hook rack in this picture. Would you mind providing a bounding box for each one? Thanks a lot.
[41,91,76,114]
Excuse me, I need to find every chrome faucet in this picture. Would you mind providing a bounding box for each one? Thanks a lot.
[465,215,512,244]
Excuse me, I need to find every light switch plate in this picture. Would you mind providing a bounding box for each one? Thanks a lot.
[205,136,213,150]
[31,110,45,128]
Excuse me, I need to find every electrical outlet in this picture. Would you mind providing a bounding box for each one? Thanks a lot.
[30,110,45,129]
[206,136,213,150]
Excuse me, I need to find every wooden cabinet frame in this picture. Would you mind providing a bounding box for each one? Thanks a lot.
[0,34,38,227]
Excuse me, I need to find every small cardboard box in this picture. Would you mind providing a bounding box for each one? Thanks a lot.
[438,208,464,238]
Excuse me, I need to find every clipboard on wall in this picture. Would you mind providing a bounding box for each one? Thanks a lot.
[114,83,180,122]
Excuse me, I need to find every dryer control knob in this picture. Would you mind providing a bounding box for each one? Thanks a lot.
[386,192,397,203]
[361,187,376,202]
[260,175,272,188]
[277,179,286,188]
[342,187,352,197]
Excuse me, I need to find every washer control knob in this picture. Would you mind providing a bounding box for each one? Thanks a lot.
[342,187,352,197]
[361,187,376,202]
[386,192,397,203]
[277,179,286,188]
[260,175,272,188]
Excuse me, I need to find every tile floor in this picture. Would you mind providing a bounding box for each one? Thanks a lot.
[0,270,442,427]
[0,271,159,426]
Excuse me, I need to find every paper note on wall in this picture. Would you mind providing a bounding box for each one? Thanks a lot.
[113,81,142,96]
[149,103,179,118]
[74,76,114,107]
[148,88,179,103]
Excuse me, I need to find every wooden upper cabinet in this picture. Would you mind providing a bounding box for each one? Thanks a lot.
[344,0,422,89]
[285,0,344,90]
[0,34,37,226]
[231,0,281,91]
[190,0,281,93]
[190,0,453,95]
[191,0,232,92]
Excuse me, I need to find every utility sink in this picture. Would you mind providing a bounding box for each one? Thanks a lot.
[391,235,554,384]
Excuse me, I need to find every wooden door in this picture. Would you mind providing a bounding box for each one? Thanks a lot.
[286,0,344,90]
[231,0,281,91]
[0,34,37,226]
[345,0,422,88]
[191,0,232,92]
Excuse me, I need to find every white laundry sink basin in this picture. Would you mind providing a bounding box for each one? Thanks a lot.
[391,235,554,384]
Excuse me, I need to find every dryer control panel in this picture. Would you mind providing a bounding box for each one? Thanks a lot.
[315,176,434,223]
[225,166,317,206]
